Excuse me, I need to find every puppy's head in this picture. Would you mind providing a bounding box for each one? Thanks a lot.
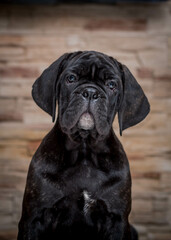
[32,51,150,140]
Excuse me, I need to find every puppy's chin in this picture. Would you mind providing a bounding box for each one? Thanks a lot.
[60,112,111,141]
[78,112,95,131]
[61,123,110,143]
[60,112,95,138]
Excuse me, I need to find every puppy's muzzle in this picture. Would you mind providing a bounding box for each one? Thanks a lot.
[77,86,105,131]
[60,83,108,135]
[78,87,100,131]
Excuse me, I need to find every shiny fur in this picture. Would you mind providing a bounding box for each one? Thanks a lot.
[18,51,149,240]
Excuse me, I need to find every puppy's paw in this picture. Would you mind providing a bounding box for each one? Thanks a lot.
[82,192,108,229]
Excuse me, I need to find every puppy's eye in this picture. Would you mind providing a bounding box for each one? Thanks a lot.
[107,81,117,90]
[67,74,77,83]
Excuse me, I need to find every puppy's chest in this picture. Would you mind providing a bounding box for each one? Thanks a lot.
[62,158,110,192]
[41,157,118,217]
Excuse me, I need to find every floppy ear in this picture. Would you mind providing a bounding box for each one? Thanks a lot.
[118,64,150,136]
[32,52,82,122]
[32,53,70,122]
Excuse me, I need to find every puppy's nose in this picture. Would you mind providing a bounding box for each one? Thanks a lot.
[82,88,99,100]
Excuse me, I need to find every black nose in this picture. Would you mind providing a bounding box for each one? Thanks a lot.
[82,87,100,100]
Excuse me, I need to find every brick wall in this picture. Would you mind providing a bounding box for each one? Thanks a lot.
[0,2,171,240]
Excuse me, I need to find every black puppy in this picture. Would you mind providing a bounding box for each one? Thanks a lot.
[18,51,150,240]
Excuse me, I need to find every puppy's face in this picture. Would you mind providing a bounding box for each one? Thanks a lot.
[58,52,122,139]
[32,51,150,141]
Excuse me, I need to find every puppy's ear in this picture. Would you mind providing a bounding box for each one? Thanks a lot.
[32,52,81,122]
[118,63,150,136]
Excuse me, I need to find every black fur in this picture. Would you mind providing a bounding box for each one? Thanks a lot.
[18,51,150,240]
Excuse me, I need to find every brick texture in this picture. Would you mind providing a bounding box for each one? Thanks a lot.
[0,2,171,240]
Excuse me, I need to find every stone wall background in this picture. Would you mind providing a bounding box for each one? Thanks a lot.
[0,2,171,240]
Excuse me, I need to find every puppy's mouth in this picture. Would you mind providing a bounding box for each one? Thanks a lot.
[78,112,95,131]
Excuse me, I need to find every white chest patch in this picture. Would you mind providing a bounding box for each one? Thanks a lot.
[78,113,94,130]
[83,190,96,215]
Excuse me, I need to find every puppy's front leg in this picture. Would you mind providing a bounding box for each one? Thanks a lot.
[18,212,51,239]
[18,210,53,240]
[87,198,131,240]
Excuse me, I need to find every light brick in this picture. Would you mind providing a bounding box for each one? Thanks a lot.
[160,172,171,192]
[169,37,171,67]
[138,49,168,74]
[148,232,171,240]
[0,125,49,140]
[0,215,14,229]
[0,46,24,58]
[84,18,147,31]
[0,66,39,78]
[153,79,171,98]
[0,196,13,214]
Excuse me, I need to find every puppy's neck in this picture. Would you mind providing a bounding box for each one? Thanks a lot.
[64,134,109,152]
